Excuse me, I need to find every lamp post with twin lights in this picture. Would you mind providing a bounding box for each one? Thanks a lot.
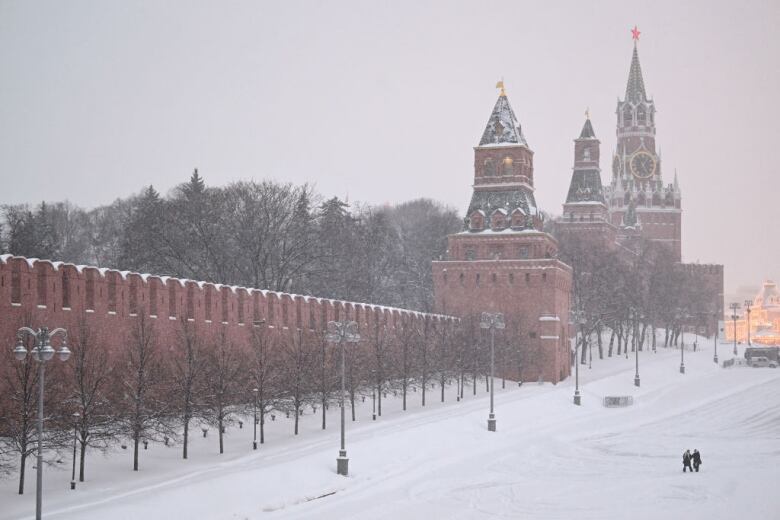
[325,320,360,476]
[480,312,504,431]
[13,326,71,520]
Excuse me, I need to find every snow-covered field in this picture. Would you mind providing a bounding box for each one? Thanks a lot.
[2,340,779,520]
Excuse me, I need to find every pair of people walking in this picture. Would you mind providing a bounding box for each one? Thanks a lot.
[682,449,702,472]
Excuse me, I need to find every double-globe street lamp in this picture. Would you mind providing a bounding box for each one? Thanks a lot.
[744,300,753,346]
[325,320,360,476]
[480,312,505,432]
[13,326,71,520]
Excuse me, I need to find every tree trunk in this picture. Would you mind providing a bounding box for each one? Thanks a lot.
[597,325,604,359]
[321,395,326,430]
[402,379,407,411]
[350,390,356,422]
[260,411,265,444]
[377,381,382,416]
[183,415,190,459]
[133,430,140,471]
[79,441,86,482]
[608,328,615,357]
[18,451,27,494]
[294,403,300,435]
[218,415,224,454]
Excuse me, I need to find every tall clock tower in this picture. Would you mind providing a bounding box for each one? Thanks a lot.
[606,28,682,261]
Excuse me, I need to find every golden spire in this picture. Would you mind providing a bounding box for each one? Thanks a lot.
[496,78,506,97]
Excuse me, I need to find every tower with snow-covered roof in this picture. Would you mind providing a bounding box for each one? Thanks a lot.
[432,85,573,384]
[556,115,618,246]
[605,33,682,260]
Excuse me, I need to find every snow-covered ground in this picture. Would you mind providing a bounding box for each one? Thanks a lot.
[2,339,779,520]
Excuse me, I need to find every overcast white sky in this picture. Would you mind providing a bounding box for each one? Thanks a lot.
[0,0,777,296]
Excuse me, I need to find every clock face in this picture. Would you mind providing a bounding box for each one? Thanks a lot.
[629,151,656,180]
[612,155,622,176]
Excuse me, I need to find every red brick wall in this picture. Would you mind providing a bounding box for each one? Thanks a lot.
[0,255,456,359]
[433,230,573,384]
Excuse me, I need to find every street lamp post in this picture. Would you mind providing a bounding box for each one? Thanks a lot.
[634,310,641,387]
[370,369,377,420]
[13,326,70,520]
[252,388,259,450]
[713,312,719,364]
[325,320,360,476]
[744,300,752,346]
[729,302,740,356]
[572,312,586,405]
[70,413,79,490]
[480,312,505,432]
[679,314,686,374]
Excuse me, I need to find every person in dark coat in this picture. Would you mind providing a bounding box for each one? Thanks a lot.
[682,449,693,472]
[692,449,702,472]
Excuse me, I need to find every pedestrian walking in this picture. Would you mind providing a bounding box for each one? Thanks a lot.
[692,449,702,472]
[682,449,693,472]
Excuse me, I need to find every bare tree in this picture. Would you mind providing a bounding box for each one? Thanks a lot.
[0,323,39,494]
[247,325,282,444]
[67,313,117,482]
[119,312,171,471]
[278,328,314,435]
[203,329,247,454]
[171,321,207,459]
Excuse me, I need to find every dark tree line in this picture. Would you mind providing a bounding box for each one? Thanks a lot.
[0,170,461,312]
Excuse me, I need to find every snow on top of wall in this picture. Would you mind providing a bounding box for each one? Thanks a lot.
[1,255,458,321]
[538,316,561,322]
[456,228,542,236]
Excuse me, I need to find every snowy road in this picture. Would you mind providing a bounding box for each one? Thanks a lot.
[2,341,778,520]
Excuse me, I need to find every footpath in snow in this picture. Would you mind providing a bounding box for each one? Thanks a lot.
[1,339,778,520]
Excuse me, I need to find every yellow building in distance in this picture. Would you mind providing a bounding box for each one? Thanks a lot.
[725,280,780,345]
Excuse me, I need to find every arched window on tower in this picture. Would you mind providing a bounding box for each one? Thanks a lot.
[484,159,495,176]
[637,105,647,125]
[502,156,513,175]
[582,148,591,162]
[623,105,633,126]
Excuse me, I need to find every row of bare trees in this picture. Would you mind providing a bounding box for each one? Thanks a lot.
[559,235,721,363]
[0,309,536,494]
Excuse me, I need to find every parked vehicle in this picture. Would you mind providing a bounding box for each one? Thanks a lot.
[745,346,780,363]
[749,356,778,368]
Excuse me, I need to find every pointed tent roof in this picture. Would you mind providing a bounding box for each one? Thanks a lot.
[479,94,528,147]
[579,117,596,139]
[625,43,647,103]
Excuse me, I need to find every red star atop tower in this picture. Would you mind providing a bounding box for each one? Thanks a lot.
[631,25,641,41]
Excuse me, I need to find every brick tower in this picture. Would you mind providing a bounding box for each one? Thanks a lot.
[432,85,573,383]
[557,115,617,246]
[605,33,682,260]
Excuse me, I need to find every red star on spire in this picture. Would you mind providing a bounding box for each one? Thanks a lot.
[631,25,641,41]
